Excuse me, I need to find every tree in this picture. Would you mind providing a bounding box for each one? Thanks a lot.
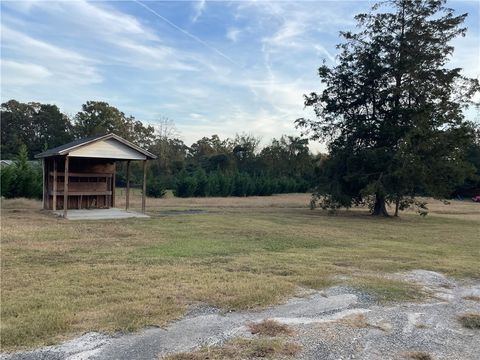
[259,136,315,181]
[231,133,261,173]
[0,144,42,199]
[453,121,480,197]
[194,169,208,197]
[1,100,73,159]
[189,135,231,161]
[148,129,188,188]
[73,101,155,148]
[296,0,479,216]
[173,169,197,197]
[146,176,166,198]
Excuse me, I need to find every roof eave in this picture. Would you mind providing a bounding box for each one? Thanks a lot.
[34,133,157,159]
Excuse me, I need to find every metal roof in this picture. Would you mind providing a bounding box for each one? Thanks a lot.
[34,133,157,159]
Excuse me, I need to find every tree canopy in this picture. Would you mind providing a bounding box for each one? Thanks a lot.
[296,0,480,216]
[0,99,320,198]
[73,101,155,149]
[1,100,73,159]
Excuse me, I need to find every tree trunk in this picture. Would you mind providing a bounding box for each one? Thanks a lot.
[372,193,389,216]
[394,195,400,217]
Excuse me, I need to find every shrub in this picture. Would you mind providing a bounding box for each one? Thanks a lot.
[218,172,232,196]
[1,145,42,199]
[206,171,221,196]
[146,177,166,198]
[194,169,208,197]
[232,173,250,197]
[254,177,275,196]
[173,170,197,197]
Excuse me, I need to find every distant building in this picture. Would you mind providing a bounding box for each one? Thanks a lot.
[0,160,15,167]
[0,160,40,167]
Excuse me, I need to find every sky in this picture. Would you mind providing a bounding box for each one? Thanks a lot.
[1,0,479,151]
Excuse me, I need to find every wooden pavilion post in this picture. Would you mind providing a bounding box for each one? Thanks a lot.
[112,163,116,208]
[126,160,131,211]
[142,160,147,214]
[42,159,46,209]
[53,159,57,211]
[63,156,69,218]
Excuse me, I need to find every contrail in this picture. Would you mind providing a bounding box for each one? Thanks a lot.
[133,0,238,66]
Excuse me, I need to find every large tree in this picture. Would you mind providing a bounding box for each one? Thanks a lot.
[1,100,73,159]
[73,101,155,148]
[260,136,315,180]
[296,0,479,216]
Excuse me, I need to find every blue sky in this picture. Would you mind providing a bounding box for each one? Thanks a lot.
[1,0,479,150]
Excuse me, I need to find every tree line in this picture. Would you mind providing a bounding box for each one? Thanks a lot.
[1,100,320,199]
[2,1,480,214]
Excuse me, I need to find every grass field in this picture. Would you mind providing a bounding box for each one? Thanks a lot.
[1,194,479,350]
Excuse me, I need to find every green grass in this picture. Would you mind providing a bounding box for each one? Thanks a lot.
[1,197,479,350]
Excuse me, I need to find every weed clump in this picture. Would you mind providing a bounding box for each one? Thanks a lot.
[248,319,293,337]
[163,338,302,360]
[458,313,480,329]
[404,351,433,360]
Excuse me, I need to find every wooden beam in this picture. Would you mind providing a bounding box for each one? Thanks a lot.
[42,159,46,209]
[49,191,113,196]
[63,156,69,218]
[142,160,147,214]
[48,172,113,178]
[126,160,131,211]
[53,159,57,211]
[112,163,116,208]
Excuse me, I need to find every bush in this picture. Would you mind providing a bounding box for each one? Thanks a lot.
[254,177,272,196]
[173,170,197,197]
[1,145,42,199]
[232,173,250,197]
[146,177,166,198]
[218,172,232,196]
[206,171,221,196]
[206,171,232,196]
[194,169,208,197]
[296,178,310,193]
[170,169,309,198]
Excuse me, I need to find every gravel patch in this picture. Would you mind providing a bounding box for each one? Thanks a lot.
[2,270,479,360]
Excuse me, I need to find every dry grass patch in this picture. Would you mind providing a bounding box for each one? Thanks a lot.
[1,197,42,209]
[335,313,390,332]
[1,195,479,350]
[248,319,293,337]
[457,313,480,329]
[337,314,370,328]
[116,190,312,210]
[162,338,302,360]
[403,351,433,360]
[462,295,480,302]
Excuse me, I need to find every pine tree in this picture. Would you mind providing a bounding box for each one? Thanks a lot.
[297,0,479,216]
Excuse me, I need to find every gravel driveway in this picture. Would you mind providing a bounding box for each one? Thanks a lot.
[2,270,479,360]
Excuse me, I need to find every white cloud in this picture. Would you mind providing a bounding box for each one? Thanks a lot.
[1,60,51,86]
[192,0,206,23]
[450,33,480,79]
[314,44,336,64]
[1,25,102,85]
[1,0,476,155]
[24,0,156,40]
[226,28,241,42]
[262,20,306,49]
